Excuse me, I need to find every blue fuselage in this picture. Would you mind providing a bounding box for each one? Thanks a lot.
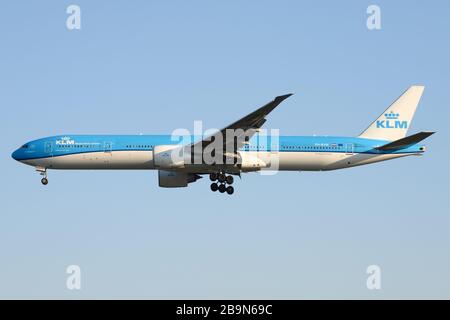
[11,134,424,162]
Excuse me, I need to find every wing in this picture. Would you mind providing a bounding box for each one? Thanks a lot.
[189,93,293,154]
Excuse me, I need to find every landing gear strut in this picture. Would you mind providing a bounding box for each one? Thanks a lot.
[210,171,235,195]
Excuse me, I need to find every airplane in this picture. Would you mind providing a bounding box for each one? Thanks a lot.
[11,85,434,195]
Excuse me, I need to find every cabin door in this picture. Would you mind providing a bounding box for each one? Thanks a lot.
[104,141,112,153]
[345,143,354,154]
[44,141,52,156]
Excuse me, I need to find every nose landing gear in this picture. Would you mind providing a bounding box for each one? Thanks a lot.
[36,167,48,185]
[209,172,234,195]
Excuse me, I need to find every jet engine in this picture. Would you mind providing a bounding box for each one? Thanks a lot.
[158,170,202,188]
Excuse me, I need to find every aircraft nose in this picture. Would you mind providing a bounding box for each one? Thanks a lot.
[11,149,20,161]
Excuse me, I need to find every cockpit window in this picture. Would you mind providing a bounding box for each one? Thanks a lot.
[21,144,29,149]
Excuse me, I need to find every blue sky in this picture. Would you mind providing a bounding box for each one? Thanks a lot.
[1,0,449,299]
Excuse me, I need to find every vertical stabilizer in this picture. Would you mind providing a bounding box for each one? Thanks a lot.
[359,86,424,141]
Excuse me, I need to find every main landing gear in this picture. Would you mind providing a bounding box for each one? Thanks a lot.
[209,172,234,195]
[36,167,48,185]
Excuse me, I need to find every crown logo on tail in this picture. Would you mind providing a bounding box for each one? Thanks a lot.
[384,111,399,119]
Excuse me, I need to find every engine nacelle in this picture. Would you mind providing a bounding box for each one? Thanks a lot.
[153,145,185,169]
[158,170,202,188]
[238,151,269,171]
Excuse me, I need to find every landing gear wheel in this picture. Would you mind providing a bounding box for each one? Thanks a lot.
[41,178,48,185]
[218,173,226,183]
[226,186,234,195]
[210,183,218,192]
[218,183,226,193]
[225,175,234,185]
[209,173,218,181]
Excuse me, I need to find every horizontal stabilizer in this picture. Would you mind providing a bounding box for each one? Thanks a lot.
[375,131,435,151]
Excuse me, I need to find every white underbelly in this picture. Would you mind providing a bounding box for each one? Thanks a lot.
[22,150,417,171]
[275,151,416,171]
[23,151,154,169]
[276,152,346,170]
